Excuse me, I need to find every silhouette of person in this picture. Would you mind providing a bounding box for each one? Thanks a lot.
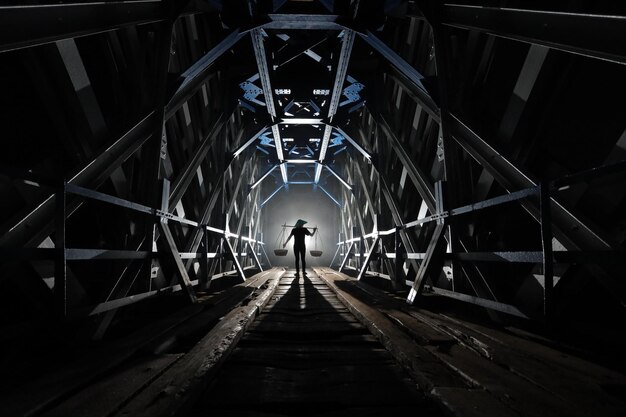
[283,219,317,276]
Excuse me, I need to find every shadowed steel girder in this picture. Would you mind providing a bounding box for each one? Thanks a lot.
[441,5,626,65]
[0,1,164,53]
[323,164,352,191]
[262,14,343,30]
[251,28,277,119]
[359,30,440,120]
[328,30,355,120]
[315,30,354,181]
[0,112,155,250]
[166,30,245,118]
[233,126,269,159]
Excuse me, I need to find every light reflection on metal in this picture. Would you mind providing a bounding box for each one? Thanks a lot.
[233,126,269,158]
[324,164,352,190]
[251,28,276,119]
[262,14,343,30]
[280,118,324,124]
[318,185,341,207]
[261,184,285,207]
[271,124,284,161]
[285,159,317,164]
[279,163,288,183]
[250,165,277,190]
[168,30,245,114]
[334,127,372,160]
[314,162,323,183]
[328,29,355,120]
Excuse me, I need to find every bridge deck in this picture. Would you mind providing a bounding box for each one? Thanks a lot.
[191,268,439,416]
[2,267,625,417]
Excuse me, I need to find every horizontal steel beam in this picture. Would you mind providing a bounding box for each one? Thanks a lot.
[0,1,165,53]
[262,14,344,30]
[441,5,626,65]
[429,286,529,319]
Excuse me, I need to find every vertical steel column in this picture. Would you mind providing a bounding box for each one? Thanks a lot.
[394,226,405,291]
[540,182,554,323]
[357,236,380,281]
[247,241,264,271]
[54,182,67,318]
[339,242,355,273]
[224,234,246,282]
[199,225,209,290]
[407,181,448,304]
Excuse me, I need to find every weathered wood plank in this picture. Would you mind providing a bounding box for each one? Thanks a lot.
[114,268,286,417]
[314,268,470,392]
[0,270,279,417]
[41,354,183,417]
[319,267,626,417]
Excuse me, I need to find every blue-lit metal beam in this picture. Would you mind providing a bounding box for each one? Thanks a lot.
[249,165,277,190]
[328,30,355,120]
[334,127,372,161]
[262,14,344,30]
[318,185,341,207]
[261,184,285,207]
[324,164,352,190]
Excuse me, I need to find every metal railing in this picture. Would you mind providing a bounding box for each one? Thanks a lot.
[0,179,267,319]
[333,159,626,322]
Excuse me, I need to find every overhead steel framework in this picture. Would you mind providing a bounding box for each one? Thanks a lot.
[0,0,625,346]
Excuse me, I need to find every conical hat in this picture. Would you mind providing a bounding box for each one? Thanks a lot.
[294,219,307,228]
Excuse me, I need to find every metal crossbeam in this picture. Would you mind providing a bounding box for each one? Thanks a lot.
[250,165,278,190]
[0,1,165,53]
[441,5,626,65]
[247,242,264,272]
[357,236,381,281]
[323,164,352,190]
[406,222,447,304]
[223,236,245,282]
[375,114,436,212]
[316,125,334,183]
[167,30,246,118]
[263,14,343,30]
[339,242,356,272]
[328,30,355,120]
[0,112,155,250]
[251,28,277,119]
[158,221,198,303]
[233,126,269,159]
[359,31,439,117]
[334,127,372,161]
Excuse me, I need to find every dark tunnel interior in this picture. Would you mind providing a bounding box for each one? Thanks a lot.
[0,1,626,416]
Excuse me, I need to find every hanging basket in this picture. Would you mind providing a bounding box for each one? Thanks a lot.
[310,250,323,257]
[274,248,288,256]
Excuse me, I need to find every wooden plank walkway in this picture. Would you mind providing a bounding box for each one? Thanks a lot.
[190,268,441,416]
[315,267,626,417]
[4,267,624,417]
